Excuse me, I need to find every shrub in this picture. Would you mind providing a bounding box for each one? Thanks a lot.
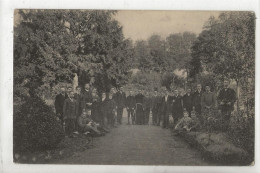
[200,108,223,132]
[14,96,64,153]
[228,110,254,158]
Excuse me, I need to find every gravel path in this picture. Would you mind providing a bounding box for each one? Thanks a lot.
[54,111,209,165]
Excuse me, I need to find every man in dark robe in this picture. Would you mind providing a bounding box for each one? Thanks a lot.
[143,92,151,125]
[182,88,192,116]
[151,90,160,125]
[135,90,144,125]
[115,87,126,124]
[55,86,66,128]
[172,89,183,127]
[126,90,136,125]
[217,80,236,130]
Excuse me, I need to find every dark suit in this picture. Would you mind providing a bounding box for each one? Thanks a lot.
[104,98,116,126]
[55,93,66,128]
[100,98,107,126]
[182,93,192,115]
[115,91,126,124]
[172,95,183,124]
[135,94,144,125]
[143,97,151,125]
[126,95,136,124]
[192,90,203,115]
[152,96,161,125]
[218,88,236,130]
[74,93,84,117]
[160,95,173,128]
[91,98,100,123]
[74,93,84,131]
[218,88,236,112]
[82,89,92,110]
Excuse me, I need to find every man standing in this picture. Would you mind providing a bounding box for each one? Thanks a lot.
[217,80,236,130]
[115,87,126,124]
[91,88,100,123]
[172,89,183,127]
[160,87,173,129]
[182,88,192,116]
[111,87,117,99]
[126,90,136,125]
[151,90,160,125]
[143,91,151,125]
[192,84,203,115]
[63,91,77,137]
[55,86,66,129]
[201,85,216,110]
[65,86,73,99]
[201,85,217,125]
[74,86,84,133]
[100,92,108,128]
[105,92,117,128]
[74,86,84,118]
[82,83,92,110]
[135,89,144,125]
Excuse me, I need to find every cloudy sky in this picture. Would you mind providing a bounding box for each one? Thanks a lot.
[114,11,222,41]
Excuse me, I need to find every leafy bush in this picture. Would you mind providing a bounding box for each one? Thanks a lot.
[131,71,161,91]
[228,110,254,158]
[14,96,64,153]
[200,108,254,162]
[200,108,223,132]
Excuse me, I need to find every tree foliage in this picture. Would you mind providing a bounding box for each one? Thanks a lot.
[166,32,196,72]
[14,10,133,99]
[189,12,255,82]
[189,11,255,113]
[133,32,196,74]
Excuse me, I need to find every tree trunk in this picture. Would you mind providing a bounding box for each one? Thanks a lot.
[236,79,240,112]
[72,73,78,92]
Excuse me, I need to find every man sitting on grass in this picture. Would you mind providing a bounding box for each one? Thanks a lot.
[174,110,192,133]
[174,109,201,134]
[78,108,104,137]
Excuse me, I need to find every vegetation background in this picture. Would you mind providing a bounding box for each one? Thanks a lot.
[13,10,255,162]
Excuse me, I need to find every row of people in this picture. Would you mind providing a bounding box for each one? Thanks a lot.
[55,80,236,136]
[124,80,236,131]
[55,84,128,137]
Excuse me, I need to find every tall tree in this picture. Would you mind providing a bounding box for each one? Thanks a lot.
[190,12,255,111]
[147,34,168,73]
[166,32,196,72]
[14,10,78,98]
[134,40,153,72]
[14,10,133,99]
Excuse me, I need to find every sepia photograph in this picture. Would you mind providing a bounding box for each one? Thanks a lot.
[12,9,255,167]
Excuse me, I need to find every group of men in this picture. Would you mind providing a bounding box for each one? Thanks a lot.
[124,80,236,131]
[54,79,237,137]
[54,84,128,137]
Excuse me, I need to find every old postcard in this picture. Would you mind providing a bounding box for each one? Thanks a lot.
[12,9,255,166]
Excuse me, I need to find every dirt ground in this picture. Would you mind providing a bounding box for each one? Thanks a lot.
[53,110,210,165]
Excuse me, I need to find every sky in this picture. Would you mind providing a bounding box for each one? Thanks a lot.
[114,11,222,41]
